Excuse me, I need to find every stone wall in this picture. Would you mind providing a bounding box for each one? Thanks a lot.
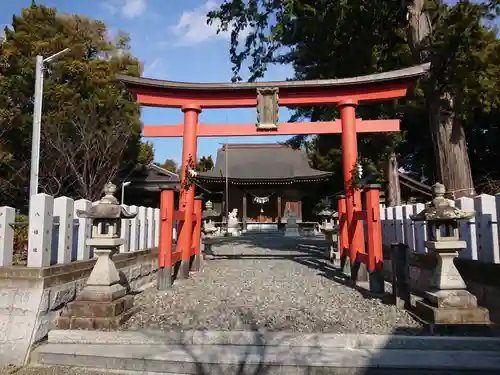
[382,247,500,324]
[0,248,158,366]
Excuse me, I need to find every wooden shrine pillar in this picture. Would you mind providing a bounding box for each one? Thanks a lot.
[242,193,247,230]
[178,104,201,279]
[338,99,365,264]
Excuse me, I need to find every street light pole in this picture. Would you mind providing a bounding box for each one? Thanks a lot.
[121,181,131,204]
[29,55,44,199]
[29,48,70,198]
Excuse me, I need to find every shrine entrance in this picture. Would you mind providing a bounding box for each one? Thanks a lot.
[118,63,429,289]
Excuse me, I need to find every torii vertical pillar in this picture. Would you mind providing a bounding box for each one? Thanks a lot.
[338,99,366,273]
[157,188,175,290]
[178,104,201,279]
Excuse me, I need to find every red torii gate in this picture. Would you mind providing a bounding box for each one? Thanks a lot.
[118,63,429,289]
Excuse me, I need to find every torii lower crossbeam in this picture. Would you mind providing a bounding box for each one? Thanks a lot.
[144,119,399,137]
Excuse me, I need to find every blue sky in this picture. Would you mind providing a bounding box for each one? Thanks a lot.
[0,0,294,165]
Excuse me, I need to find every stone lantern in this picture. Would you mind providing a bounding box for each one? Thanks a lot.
[410,182,488,324]
[57,182,138,330]
[202,200,220,237]
[318,204,338,232]
[317,200,340,265]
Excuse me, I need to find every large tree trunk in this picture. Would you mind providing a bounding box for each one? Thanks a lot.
[407,0,476,198]
[386,152,401,206]
[427,93,476,198]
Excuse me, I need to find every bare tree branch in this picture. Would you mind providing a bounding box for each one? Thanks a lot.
[42,98,133,201]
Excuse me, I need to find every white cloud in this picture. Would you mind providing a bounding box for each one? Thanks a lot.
[103,0,148,19]
[143,57,163,77]
[170,1,249,46]
[122,0,147,19]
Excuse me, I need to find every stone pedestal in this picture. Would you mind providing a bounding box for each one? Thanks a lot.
[203,221,218,238]
[284,214,300,237]
[57,241,136,330]
[415,241,489,324]
[227,220,241,236]
[416,289,489,324]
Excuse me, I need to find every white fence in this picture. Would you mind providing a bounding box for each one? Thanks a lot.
[380,193,500,263]
[0,193,161,268]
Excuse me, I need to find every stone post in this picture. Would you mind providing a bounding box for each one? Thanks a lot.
[411,183,489,325]
[57,182,138,330]
[284,210,300,237]
[318,202,340,265]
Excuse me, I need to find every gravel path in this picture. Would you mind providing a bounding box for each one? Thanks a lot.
[122,233,423,334]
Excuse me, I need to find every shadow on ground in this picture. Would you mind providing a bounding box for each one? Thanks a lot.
[203,233,500,338]
[135,307,498,375]
[204,233,387,302]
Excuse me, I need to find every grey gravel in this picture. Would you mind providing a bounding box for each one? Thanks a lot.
[122,234,423,334]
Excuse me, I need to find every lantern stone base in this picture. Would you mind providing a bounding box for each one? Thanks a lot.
[415,289,490,325]
[57,283,137,330]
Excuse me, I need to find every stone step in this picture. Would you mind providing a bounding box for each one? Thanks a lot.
[47,329,500,352]
[31,342,500,374]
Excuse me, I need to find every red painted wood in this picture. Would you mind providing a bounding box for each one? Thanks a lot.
[174,212,197,222]
[174,211,185,221]
[172,251,182,264]
[178,105,200,265]
[338,198,348,259]
[191,200,202,263]
[356,251,368,265]
[143,120,400,138]
[133,80,412,109]
[354,211,367,221]
[365,187,383,272]
[339,100,364,264]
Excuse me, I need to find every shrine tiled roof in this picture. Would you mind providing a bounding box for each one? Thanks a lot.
[127,163,180,191]
[197,144,332,184]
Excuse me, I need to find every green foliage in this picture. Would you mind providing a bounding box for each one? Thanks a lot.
[160,158,179,174]
[182,155,197,191]
[0,4,148,204]
[158,155,213,177]
[208,0,500,195]
[137,142,155,168]
[196,155,214,172]
[13,215,28,266]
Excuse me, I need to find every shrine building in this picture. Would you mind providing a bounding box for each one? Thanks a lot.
[196,143,332,231]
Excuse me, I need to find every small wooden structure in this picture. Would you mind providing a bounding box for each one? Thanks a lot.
[123,163,180,207]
